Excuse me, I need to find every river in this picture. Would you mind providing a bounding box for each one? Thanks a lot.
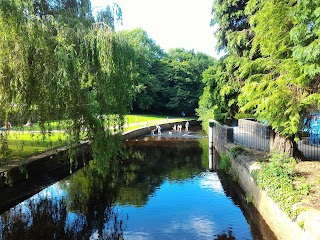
[0,127,276,239]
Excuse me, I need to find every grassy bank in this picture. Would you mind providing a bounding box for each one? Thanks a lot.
[1,114,194,165]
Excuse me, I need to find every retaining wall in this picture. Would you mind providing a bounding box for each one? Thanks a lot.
[223,143,320,240]
[0,141,91,188]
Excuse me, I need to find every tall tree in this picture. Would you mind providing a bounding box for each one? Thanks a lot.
[162,48,214,116]
[211,0,250,56]
[238,0,320,157]
[0,0,135,164]
[95,3,122,30]
[197,0,252,131]
[119,28,165,112]
[197,57,240,131]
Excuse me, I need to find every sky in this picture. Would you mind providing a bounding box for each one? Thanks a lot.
[90,0,220,58]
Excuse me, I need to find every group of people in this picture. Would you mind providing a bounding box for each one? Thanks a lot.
[0,119,34,131]
[173,121,190,132]
[172,124,182,131]
[150,121,190,136]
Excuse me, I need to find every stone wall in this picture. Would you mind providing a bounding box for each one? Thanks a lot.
[238,119,271,138]
[217,143,320,240]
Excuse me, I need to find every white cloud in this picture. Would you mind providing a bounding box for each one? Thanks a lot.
[199,172,224,194]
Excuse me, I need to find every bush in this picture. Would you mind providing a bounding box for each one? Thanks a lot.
[251,153,311,219]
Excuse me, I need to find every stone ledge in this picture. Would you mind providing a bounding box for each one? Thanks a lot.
[222,143,320,240]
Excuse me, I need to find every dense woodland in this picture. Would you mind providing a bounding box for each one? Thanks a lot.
[0,0,319,158]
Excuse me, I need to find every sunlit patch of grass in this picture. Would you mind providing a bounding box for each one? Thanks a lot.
[123,114,194,131]
[7,132,68,159]
[13,120,68,132]
[125,114,169,124]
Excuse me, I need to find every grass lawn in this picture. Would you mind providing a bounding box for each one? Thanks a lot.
[1,114,195,164]
[6,132,68,159]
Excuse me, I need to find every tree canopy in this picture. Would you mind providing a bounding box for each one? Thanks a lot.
[197,0,320,156]
[238,0,320,137]
[120,28,214,116]
[0,0,135,163]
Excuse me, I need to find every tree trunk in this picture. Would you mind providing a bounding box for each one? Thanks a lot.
[269,130,305,160]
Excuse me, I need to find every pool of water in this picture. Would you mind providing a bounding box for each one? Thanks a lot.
[0,127,276,239]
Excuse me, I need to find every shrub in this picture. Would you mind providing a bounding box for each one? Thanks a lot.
[251,153,311,219]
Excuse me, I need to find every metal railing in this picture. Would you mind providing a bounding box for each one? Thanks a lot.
[233,125,320,160]
[233,125,271,152]
[298,130,320,160]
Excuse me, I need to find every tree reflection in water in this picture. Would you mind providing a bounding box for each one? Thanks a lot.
[0,187,123,239]
[0,133,256,239]
[0,194,125,239]
[0,135,207,239]
[0,136,128,240]
[214,229,236,240]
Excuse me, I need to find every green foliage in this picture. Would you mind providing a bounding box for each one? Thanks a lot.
[237,0,320,138]
[0,0,135,165]
[196,58,241,131]
[0,132,11,165]
[205,0,320,151]
[211,0,250,53]
[218,153,231,172]
[119,33,214,115]
[251,153,311,219]
[230,146,246,157]
[164,49,214,116]
[119,28,165,111]
[95,3,122,30]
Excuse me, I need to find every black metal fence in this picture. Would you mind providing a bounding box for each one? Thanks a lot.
[232,123,320,160]
[233,125,271,152]
[298,130,320,160]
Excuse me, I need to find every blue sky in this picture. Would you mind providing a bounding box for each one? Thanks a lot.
[91,0,220,58]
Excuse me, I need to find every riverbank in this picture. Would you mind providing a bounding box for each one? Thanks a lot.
[221,143,320,239]
[0,120,198,212]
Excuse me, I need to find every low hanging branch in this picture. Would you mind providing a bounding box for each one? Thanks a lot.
[0,0,135,166]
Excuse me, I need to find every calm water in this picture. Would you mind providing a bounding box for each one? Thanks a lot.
[0,128,276,239]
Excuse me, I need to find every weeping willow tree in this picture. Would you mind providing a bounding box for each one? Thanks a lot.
[0,0,135,167]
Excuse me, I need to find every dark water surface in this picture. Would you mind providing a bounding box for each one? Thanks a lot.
[0,127,276,239]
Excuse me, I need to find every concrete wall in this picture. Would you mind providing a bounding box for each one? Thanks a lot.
[0,141,91,188]
[213,136,320,239]
[238,119,271,138]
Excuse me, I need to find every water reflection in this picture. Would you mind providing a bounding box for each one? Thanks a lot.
[0,130,274,239]
[0,188,125,239]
